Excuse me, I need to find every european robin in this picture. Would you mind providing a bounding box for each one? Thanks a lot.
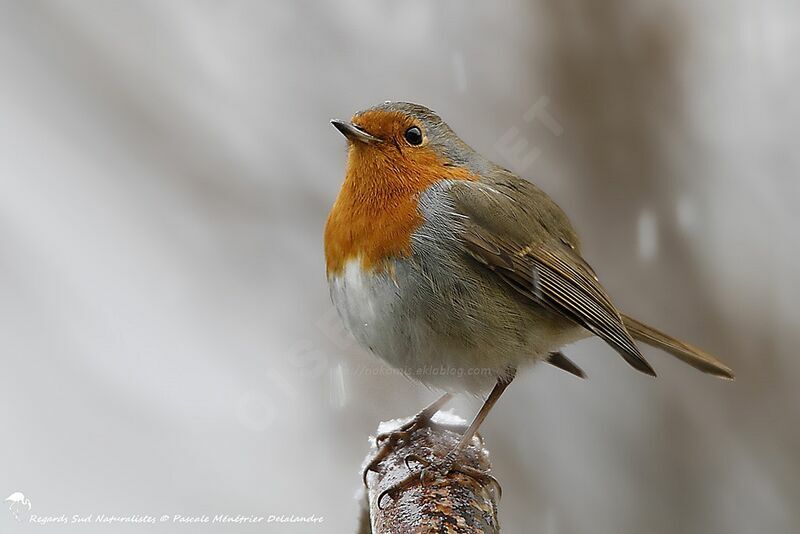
[324,102,733,505]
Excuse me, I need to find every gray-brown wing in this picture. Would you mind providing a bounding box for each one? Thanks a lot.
[446,180,655,376]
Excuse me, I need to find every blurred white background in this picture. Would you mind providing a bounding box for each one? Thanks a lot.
[1,1,798,532]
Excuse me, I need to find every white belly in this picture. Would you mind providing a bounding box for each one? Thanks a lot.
[328,259,531,394]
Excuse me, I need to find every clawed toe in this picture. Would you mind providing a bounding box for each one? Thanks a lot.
[377,469,423,509]
[403,453,428,470]
[374,429,410,447]
[377,453,499,509]
[364,412,462,485]
[451,463,502,499]
[363,423,421,484]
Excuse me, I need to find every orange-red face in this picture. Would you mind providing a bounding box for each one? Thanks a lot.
[352,109,428,150]
[337,108,458,195]
[332,105,478,197]
[325,103,476,275]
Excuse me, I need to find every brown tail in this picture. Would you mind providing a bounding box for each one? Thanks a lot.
[621,314,734,380]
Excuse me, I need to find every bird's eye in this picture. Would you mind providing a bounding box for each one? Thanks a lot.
[404,126,423,146]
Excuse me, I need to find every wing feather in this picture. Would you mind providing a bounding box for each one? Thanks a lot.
[438,178,730,379]
[463,223,656,376]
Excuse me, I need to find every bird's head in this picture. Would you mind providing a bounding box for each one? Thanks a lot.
[331,102,481,194]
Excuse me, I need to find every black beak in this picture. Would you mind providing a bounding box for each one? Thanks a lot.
[330,119,381,144]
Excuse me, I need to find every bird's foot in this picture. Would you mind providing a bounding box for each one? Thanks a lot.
[362,413,466,485]
[377,450,501,509]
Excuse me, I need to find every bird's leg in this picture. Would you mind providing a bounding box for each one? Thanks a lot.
[363,392,457,484]
[378,370,516,508]
[374,393,457,446]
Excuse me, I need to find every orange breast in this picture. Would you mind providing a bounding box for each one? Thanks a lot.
[325,144,476,276]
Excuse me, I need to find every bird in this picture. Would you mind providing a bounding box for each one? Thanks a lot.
[5,492,31,520]
[324,101,733,506]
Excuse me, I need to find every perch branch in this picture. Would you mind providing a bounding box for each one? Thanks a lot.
[361,412,500,533]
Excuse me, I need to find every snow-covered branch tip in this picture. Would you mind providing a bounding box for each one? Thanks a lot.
[360,412,500,533]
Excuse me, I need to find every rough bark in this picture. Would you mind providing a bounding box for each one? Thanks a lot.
[361,412,500,533]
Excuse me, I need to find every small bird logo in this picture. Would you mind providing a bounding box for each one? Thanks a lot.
[5,492,32,522]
